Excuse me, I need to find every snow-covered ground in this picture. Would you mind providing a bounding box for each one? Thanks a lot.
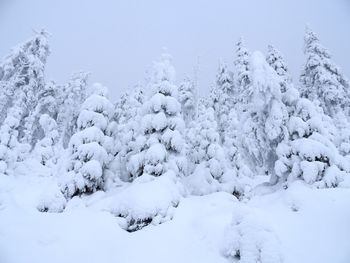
[1,164,350,263]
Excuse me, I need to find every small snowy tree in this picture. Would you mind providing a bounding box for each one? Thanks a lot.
[233,37,251,106]
[23,81,60,147]
[211,61,234,140]
[178,77,197,126]
[185,99,238,195]
[113,87,145,181]
[0,107,23,175]
[128,52,186,179]
[33,114,59,167]
[187,99,225,176]
[223,108,252,180]
[61,83,114,198]
[300,27,350,117]
[56,72,89,148]
[266,45,292,93]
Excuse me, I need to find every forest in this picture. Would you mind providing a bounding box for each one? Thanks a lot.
[1,27,350,263]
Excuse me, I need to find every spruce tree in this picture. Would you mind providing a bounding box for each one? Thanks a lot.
[266,45,292,93]
[178,77,197,127]
[240,51,288,176]
[274,96,349,187]
[62,84,114,198]
[300,27,350,117]
[0,30,50,145]
[234,37,251,106]
[33,114,59,167]
[212,61,234,140]
[128,52,186,179]
[56,72,89,148]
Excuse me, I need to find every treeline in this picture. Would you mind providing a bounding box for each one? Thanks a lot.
[0,27,349,210]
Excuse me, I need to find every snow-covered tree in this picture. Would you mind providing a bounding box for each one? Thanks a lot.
[113,87,145,181]
[211,61,234,139]
[23,81,60,147]
[0,106,24,175]
[186,99,226,175]
[234,37,251,106]
[178,77,197,126]
[127,52,186,179]
[56,72,89,148]
[300,27,350,117]
[266,45,292,93]
[184,98,247,196]
[0,30,50,144]
[33,114,59,167]
[223,108,252,179]
[240,51,288,176]
[274,95,349,188]
[61,83,114,198]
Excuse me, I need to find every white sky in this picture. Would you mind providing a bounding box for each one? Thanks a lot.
[0,0,349,100]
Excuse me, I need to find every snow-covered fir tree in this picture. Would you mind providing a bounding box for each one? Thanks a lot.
[186,99,226,178]
[233,37,251,106]
[0,30,50,145]
[0,105,24,175]
[56,72,89,148]
[274,94,349,187]
[33,114,59,167]
[300,27,350,117]
[23,81,60,148]
[113,87,145,181]
[240,51,288,176]
[178,77,197,127]
[211,61,234,140]
[61,83,114,198]
[266,45,292,93]
[127,52,186,179]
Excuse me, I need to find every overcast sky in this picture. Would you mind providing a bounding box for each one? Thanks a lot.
[0,0,349,100]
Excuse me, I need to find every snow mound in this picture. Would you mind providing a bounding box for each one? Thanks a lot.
[223,205,283,263]
[37,185,67,213]
[110,171,184,231]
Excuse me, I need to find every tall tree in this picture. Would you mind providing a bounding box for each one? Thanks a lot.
[300,27,350,117]
[240,51,288,176]
[0,30,50,144]
[234,37,251,106]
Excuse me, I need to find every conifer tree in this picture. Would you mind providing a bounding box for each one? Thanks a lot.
[186,99,226,179]
[128,52,186,179]
[62,84,114,198]
[212,61,234,140]
[178,77,197,127]
[56,72,89,148]
[113,87,145,181]
[241,51,288,176]
[274,96,349,187]
[266,45,292,93]
[0,30,50,144]
[33,114,59,167]
[234,37,251,106]
[300,27,350,116]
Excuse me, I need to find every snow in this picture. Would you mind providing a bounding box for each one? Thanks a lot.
[2,169,350,263]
